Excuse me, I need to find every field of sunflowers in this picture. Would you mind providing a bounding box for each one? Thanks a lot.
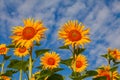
[0,18,120,80]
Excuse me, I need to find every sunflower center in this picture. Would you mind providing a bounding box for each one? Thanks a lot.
[47,58,55,65]
[18,47,26,53]
[22,27,36,40]
[68,30,81,41]
[76,61,83,68]
[0,47,6,53]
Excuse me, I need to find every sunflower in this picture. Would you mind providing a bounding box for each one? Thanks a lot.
[71,54,88,72]
[14,46,29,57]
[40,52,60,70]
[0,44,9,55]
[108,48,120,60]
[95,65,119,80]
[10,18,47,48]
[58,20,91,47]
[0,76,11,80]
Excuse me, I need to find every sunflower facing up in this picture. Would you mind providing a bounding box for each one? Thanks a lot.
[40,52,60,70]
[10,18,47,48]
[71,54,88,72]
[58,20,91,47]
[0,76,11,80]
[14,46,29,57]
[0,44,9,55]
[95,65,119,80]
[108,48,120,60]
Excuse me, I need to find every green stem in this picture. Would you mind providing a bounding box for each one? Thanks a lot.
[19,69,22,80]
[1,55,5,74]
[19,57,23,80]
[1,61,5,74]
[29,47,33,79]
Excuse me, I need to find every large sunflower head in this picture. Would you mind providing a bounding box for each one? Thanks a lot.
[108,48,120,60]
[14,46,29,57]
[58,20,91,47]
[0,44,9,55]
[40,52,60,70]
[10,18,47,48]
[71,54,88,72]
[95,65,119,80]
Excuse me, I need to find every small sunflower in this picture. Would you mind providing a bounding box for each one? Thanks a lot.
[108,48,120,60]
[58,20,91,47]
[0,76,11,80]
[71,54,88,72]
[40,52,60,70]
[14,46,29,57]
[95,65,119,80]
[0,44,9,55]
[10,18,47,48]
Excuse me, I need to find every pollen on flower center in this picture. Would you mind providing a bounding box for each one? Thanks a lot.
[47,58,55,65]
[0,47,6,53]
[22,27,36,40]
[18,47,26,53]
[68,30,81,41]
[76,61,83,68]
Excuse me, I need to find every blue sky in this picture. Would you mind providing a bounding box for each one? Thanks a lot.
[0,0,120,80]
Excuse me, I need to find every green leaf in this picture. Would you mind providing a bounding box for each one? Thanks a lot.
[4,55,11,60]
[59,45,69,49]
[47,74,64,80]
[7,44,15,48]
[101,54,108,59]
[113,61,120,66]
[2,70,17,77]
[81,70,98,79]
[60,58,72,66]
[7,59,28,71]
[110,66,118,72]
[93,76,107,80]
[52,68,64,72]
[35,49,50,58]
[40,70,52,78]
[74,48,85,55]
[35,42,41,46]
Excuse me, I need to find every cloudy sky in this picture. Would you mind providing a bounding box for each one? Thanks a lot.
[0,0,120,80]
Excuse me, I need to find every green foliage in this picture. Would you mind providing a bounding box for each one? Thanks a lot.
[60,58,72,66]
[74,48,85,55]
[82,70,98,79]
[47,74,64,80]
[59,45,69,49]
[110,66,118,72]
[35,49,50,58]
[2,70,17,77]
[7,59,28,71]
[6,44,15,48]
[35,43,41,46]
[4,55,11,60]
[93,76,107,80]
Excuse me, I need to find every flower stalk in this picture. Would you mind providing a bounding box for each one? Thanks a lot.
[29,46,33,79]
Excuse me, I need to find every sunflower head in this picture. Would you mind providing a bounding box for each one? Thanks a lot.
[95,65,119,80]
[0,76,11,80]
[71,54,88,72]
[108,48,120,60]
[0,44,9,55]
[14,46,29,57]
[58,20,91,47]
[40,52,60,70]
[10,18,47,48]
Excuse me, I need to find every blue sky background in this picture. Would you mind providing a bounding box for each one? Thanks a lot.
[0,0,120,80]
